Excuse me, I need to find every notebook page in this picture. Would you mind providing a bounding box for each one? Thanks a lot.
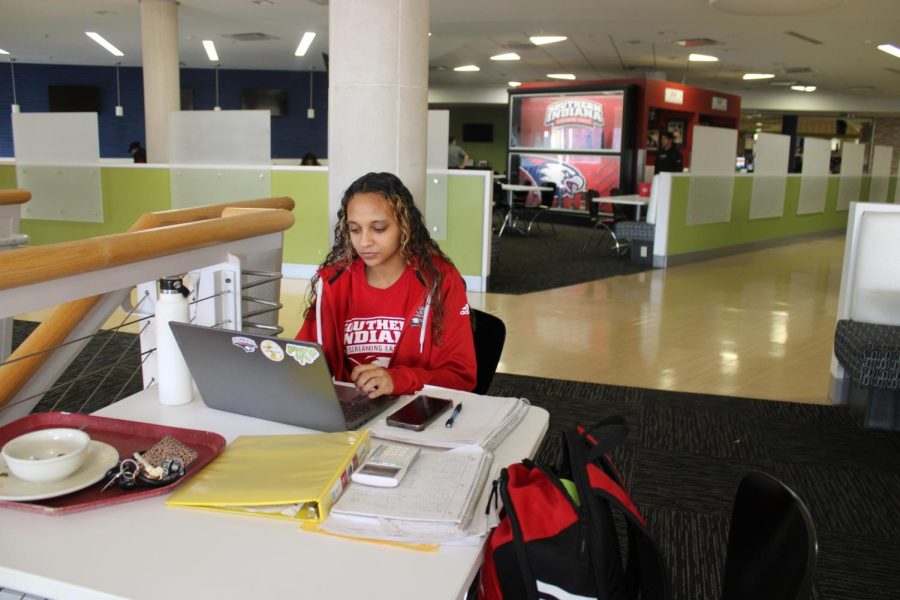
[330,448,492,524]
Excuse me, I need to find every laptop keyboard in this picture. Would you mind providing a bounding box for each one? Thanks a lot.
[340,398,375,422]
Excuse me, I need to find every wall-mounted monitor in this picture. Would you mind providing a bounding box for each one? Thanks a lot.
[241,88,288,117]
[463,123,493,143]
[509,90,625,152]
[48,85,101,113]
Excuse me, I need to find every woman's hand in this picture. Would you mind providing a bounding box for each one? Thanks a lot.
[350,363,395,398]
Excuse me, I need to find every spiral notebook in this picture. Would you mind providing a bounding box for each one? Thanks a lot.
[329,447,492,526]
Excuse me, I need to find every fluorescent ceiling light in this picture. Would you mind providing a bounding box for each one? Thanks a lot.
[0,48,9,55]
[530,36,567,46]
[689,53,718,62]
[547,73,576,80]
[491,52,520,61]
[742,73,775,80]
[790,85,817,92]
[85,32,124,57]
[453,64,480,72]
[508,81,522,87]
[202,40,219,62]
[295,32,316,57]
[877,43,900,59]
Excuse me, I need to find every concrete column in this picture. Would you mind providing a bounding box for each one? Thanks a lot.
[140,0,180,163]
[328,0,430,222]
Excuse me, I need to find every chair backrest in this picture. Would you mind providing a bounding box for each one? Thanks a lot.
[586,189,600,219]
[539,182,557,209]
[721,471,818,600]
[470,308,506,395]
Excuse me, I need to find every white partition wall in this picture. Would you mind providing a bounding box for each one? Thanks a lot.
[687,125,737,225]
[797,137,831,215]
[426,110,450,240]
[749,132,789,220]
[869,145,893,204]
[168,110,272,209]
[12,113,103,222]
[837,143,866,211]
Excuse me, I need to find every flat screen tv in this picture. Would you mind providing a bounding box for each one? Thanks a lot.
[48,85,101,113]
[463,123,494,143]
[241,88,288,117]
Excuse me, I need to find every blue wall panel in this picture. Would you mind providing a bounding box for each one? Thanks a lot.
[0,63,328,160]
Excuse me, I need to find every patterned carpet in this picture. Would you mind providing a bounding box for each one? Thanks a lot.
[487,373,900,600]
[11,321,900,599]
[489,223,652,294]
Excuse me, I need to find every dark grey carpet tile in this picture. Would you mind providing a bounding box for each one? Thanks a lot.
[629,448,769,515]
[641,506,728,600]
[638,388,759,415]
[762,420,900,473]
[642,405,769,461]
[776,462,900,540]
[489,223,651,294]
[751,398,859,427]
[814,530,900,600]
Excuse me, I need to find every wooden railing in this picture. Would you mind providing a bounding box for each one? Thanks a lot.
[0,196,295,411]
[0,189,31,205]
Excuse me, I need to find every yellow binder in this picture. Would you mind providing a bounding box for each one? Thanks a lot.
[166,430,370,523]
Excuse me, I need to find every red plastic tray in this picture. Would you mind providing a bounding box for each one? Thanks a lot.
[0,412,226,515]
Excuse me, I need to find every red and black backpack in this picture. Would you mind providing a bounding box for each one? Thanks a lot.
[479,417,672,600]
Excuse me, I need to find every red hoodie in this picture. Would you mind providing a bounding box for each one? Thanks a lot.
[295,257,476,395]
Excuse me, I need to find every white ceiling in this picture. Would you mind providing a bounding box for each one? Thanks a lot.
[1,0,898,108]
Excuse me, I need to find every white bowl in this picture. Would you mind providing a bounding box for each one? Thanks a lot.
[2,428,91,483]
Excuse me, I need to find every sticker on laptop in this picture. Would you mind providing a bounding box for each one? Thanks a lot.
[260,339,285,362]
[231,336,258,353]
[285,343,320,366]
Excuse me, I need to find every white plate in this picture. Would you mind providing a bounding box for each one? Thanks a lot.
[0,441,119,502]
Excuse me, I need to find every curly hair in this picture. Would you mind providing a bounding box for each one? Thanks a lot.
[304,172,455,344]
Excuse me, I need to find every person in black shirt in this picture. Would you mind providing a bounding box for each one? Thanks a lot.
[654,130,683,174]
[128,141,147,164]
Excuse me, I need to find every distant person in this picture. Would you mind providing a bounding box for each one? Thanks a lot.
[301,152,321,166]
[128,141,146,164]
[448,136,468,169]
[792,148,803,173]
[654,131,683,174]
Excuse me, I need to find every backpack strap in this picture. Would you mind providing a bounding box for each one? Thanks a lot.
[497,465,541,600]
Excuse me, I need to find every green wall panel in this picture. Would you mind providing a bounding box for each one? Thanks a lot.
[667,175,848,256]
[19,168,170,246]
[440,176,486,276]
[271,170,331,266]
[0,164,16,189]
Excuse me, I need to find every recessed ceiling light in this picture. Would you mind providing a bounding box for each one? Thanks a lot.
[790,85,817,92]
[755,122,763,126]
[491,52,520,61]
[0,48,9,55]
[530,36,567,46]
[453,65,480,72]
[508,81,522,87]
[295,32,316,56]
[689,53,719,62]
[85,32,124,57]
[547,73,576,80]
[877,43,900,59]
[202,40,219,62]
[743,73,775,80]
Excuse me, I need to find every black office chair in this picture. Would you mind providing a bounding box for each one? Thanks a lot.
[525,182,557,235]
[721,471,818,600]
[582,189,624,254]
[470,308,506,395]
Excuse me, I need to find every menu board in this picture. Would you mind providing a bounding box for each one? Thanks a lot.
[510,91,625,152]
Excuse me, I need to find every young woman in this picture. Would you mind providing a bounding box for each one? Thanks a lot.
[295,172,476,399]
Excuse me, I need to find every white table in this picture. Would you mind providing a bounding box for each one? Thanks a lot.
[0,387,548,600]
[592,193,649,221]
[498,183,553,236]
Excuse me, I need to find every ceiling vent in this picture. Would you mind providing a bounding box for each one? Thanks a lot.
[769,80,798,86]
[504,42,534,51]
[307,0,329,5]
[223,32,279,42]
[785,31,824,45]
[673,38,719,47]
[781,66,813,74]
[886,67,900,76]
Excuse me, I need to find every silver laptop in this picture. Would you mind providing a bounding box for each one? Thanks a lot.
[169,322,396,431]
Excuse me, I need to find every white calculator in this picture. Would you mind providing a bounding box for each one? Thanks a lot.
[351,443,420,488]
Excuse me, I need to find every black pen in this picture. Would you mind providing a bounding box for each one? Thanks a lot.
[445,403,463,428]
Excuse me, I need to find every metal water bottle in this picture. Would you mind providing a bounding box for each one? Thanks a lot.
[156,275,193,406]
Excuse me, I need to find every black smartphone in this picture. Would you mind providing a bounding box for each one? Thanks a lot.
[385,395,453,431]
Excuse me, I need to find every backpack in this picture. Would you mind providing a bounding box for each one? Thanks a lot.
[479,417,672,600]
